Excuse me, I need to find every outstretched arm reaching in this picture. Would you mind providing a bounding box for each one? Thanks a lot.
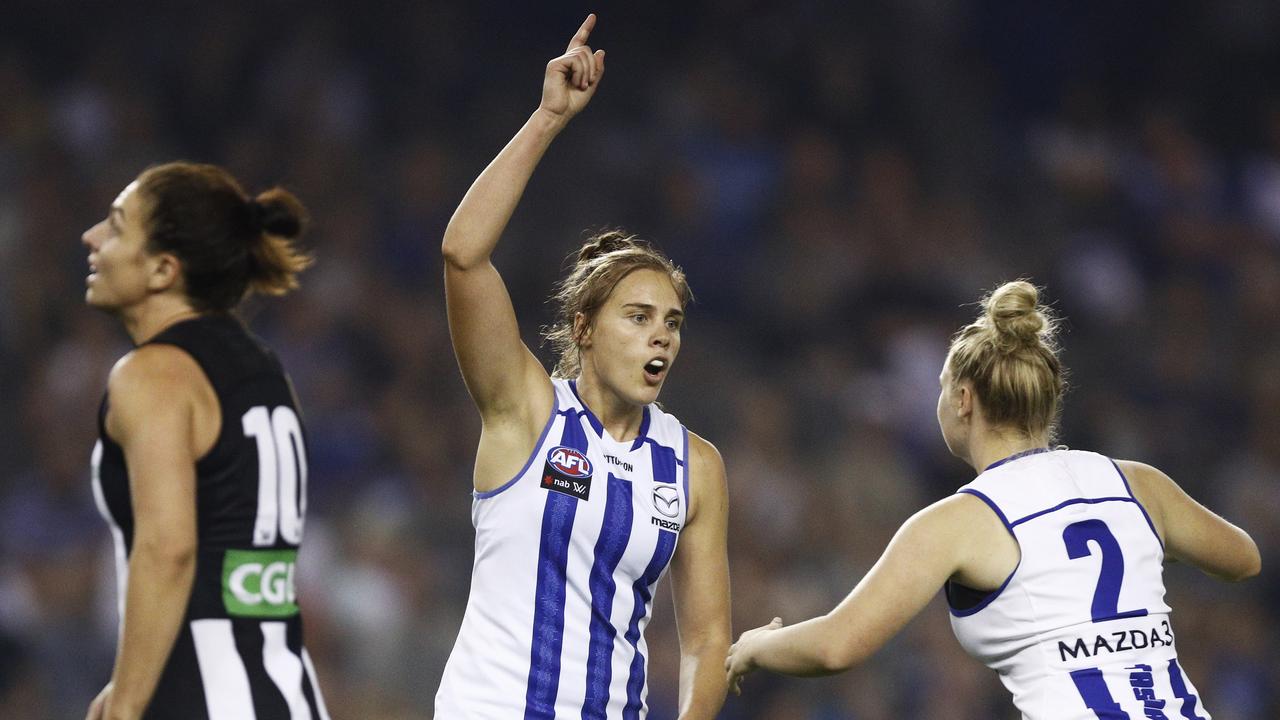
[441,15,606,491]
[725,493,1008,692]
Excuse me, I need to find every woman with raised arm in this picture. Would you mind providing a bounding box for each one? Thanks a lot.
[434,14,731,720]
[726,280,1260,719]
[83,162,328,720]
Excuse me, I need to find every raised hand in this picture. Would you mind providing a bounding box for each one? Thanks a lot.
[539,14,606,122]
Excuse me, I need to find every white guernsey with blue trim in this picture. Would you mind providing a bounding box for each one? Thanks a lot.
[948,448,1210,720]
[435,378,690,719]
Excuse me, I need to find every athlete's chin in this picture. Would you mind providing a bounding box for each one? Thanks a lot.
[84,290,121,314]
[634,383,663,405]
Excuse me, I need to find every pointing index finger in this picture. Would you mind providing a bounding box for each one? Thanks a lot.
[566,13,596,51]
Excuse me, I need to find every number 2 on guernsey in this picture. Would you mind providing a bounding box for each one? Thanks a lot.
[1063,519,1147,623]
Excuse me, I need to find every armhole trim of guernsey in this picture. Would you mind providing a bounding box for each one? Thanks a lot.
[1109,458,1165,553]
[681,426,691,521]
[958,488,1013,531]
[949,488,1021,617]
[472,390,560,500]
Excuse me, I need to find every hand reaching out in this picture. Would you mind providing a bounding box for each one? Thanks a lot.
[539,14,606,122]
[725,616,784,695]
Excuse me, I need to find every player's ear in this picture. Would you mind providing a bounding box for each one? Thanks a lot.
[574,312,592,348]
[148,252,184,293]
[956,381,974,420]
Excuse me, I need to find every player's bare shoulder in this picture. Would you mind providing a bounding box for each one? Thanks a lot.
[105,343,219,450]
[685,431,727,524]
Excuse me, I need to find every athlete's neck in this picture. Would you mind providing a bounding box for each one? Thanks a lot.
[573,375,645,442]
[120,298,203,345]
[967,428,1049,475]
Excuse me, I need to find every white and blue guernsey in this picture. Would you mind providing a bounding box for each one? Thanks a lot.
[948,448,1211,720]
[436,378,690,719]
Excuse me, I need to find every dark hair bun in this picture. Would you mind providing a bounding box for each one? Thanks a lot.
[244,186,313,296]
[254,188,308,239]
[577,229,643,264]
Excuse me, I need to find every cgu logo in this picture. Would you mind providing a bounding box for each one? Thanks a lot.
[547,446,592,478]
[222,549,299,617]
[230,561,297,607]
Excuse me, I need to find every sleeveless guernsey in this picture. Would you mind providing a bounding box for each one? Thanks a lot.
[93,315,328,720]
[435,378,691,719]
[949,448,1209,720]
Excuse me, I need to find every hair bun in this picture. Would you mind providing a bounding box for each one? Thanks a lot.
[947,279,1066,440]
[577,229,642,264]
[983,280,1053,351]
[253,188,308,240]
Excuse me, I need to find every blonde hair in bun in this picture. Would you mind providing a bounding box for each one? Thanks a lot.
[947,280,1065,440]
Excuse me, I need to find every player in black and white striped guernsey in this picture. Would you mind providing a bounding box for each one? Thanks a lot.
[83,162,328,720]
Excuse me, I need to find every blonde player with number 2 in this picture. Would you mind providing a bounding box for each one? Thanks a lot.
[727,281,1259,720]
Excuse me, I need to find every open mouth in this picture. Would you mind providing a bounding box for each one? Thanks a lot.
[643,358,667,383]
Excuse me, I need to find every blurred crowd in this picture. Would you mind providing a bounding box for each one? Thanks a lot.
[2,1,1278,718]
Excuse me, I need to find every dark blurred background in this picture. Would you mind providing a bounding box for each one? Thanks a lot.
[2,1,1278,717]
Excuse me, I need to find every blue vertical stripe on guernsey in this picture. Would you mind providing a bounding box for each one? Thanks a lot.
[582,474,634,720]
[524,409,590,720]
[1167,659,1208,720]
[619,440,681,719]
[1070,668,1130,719]
[649,443,677,489]
[622,530,676,719]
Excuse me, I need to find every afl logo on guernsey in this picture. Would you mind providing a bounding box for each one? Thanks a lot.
[542,446,593,501]
[547,447,592,477]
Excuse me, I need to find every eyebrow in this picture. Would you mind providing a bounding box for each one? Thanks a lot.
[621,303,684,318]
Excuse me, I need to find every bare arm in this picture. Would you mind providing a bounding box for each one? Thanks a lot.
[89,346,210,720]
[1118,459,1260,582]
[442,15,605,419]
[726,494,1000,687]
[668,433,731,719]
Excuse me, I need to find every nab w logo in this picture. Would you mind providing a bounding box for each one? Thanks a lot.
[542,446,593,501]
[547,447,592,478]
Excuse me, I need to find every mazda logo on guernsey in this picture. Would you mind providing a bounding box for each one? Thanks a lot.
[547,446,592,477]
[653,485,680,518]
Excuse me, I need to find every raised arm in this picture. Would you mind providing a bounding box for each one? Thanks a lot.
[725,493,1009,689]
[87,346,215,720]
[1117,460,1261,582]
[442,14,605,422]
[668,433,732,719]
